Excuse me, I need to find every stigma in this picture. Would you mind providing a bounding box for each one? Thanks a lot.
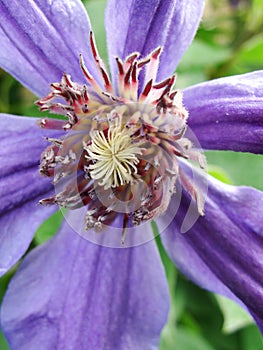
[37,32,206,243]
[84,117,142,189]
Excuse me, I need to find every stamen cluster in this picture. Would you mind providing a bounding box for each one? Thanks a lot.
[84,118,143,189]
[37,32,205,242]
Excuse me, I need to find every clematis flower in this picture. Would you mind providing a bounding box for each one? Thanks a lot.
[0,0,263,349]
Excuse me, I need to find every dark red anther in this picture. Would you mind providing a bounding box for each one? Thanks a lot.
[38,118,65,130]
[50,83,62,92]
[142,121,159,133]
[35,93,53,106]
[158,75,176,100]
[131,62,138,83]
[153,77,171,90]
[100,66,113,91]
[172,126,186,141]
[168,75,176,88]
[116,57,124,76]
[151,46,162,60]
[124,63,133,86]
[90,31,99,63]
[39,167,55,177]
[141,79,153,98]
[171,146,188,159]
[82,86,90,102]
[79,54,93,81]
[63,73,73,88]
[169,91,178,99]
[39,196,56,205]
[125,52,139,64]
[45,137,63,146]
[138,58,150,69]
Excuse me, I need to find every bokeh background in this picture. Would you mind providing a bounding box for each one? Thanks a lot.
[0,0,263,348]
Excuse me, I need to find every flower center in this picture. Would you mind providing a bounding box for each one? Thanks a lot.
[84,118,142,189]
[37,32,206,243]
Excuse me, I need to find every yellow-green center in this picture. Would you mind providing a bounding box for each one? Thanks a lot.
[85,122,142,189]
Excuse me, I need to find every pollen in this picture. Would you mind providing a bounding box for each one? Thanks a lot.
[84,120,142,189]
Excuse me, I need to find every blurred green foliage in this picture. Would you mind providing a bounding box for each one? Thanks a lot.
[0,0,263,349]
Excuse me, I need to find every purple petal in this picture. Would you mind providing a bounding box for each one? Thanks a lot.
[1,220,169,350]
[0,195,56,277]
[159,171,263,330]
[158,0,205,80]
[0,114,59,275]
[0,0,98,97]
[0,114,61,178]
[184,71,263,154]
[105,0,204,81]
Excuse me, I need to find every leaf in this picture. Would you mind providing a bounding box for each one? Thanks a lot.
[160,326,214,350]
[0,270,15,350]
[247,0,263,33]
[205,151,263,191]
[84,0,108,63]
[178,40,231,71]
[236,35,263,66]
[207,165,233,185]
[240,324,263,350]
[216,295,253,333]
[0,331,9,350]
[34,211,63,245]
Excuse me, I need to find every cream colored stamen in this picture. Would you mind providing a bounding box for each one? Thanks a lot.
[85,124,142,189]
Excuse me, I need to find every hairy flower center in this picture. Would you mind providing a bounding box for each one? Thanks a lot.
[85,121,142,189]
[37,32,206,243]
